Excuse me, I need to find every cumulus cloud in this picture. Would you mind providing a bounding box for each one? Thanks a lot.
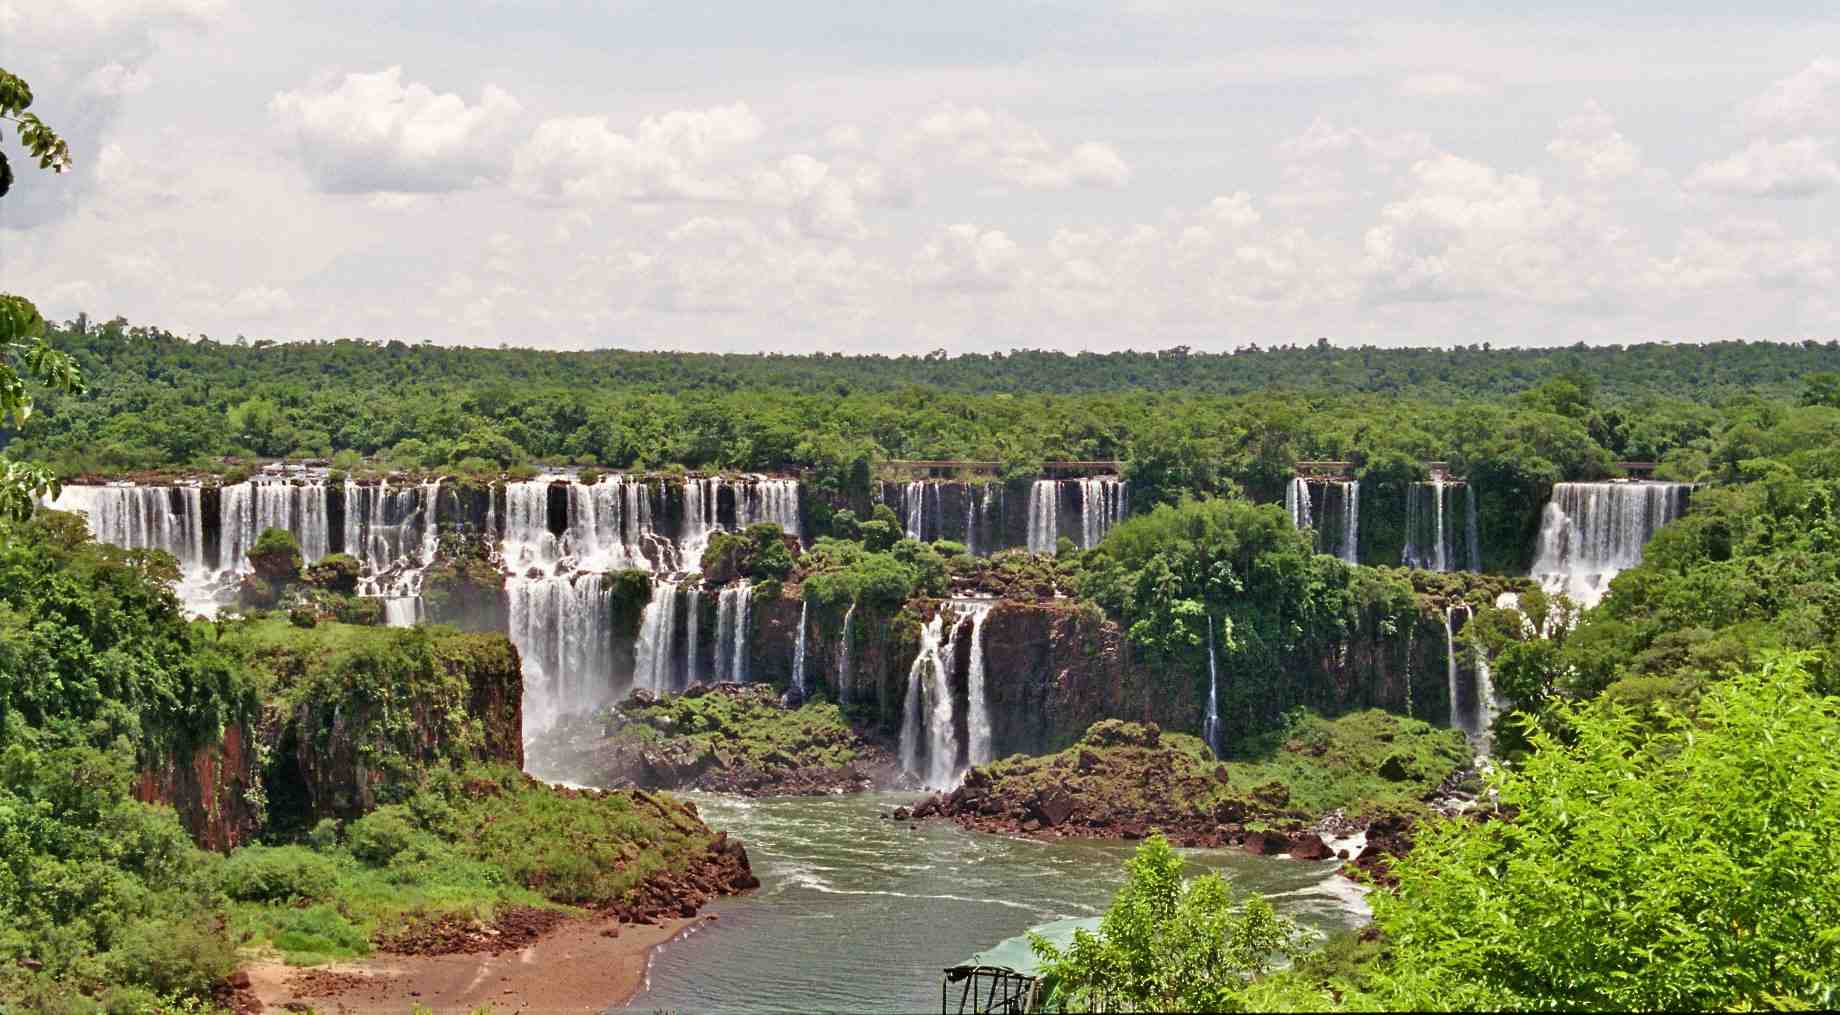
[1743,58,1840,133]
[510,103,763,204]
[907,104,1131,190]
[912,224,1023,291]
[1547,102,1641,181]
[1689,137,1840,198]
[1360,154,1607,306]
[269,67,525,194]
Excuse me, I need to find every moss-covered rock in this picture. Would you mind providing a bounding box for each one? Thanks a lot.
[526,683,893,795]
[915,710,1470,853]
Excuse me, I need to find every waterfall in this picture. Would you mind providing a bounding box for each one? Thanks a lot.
[836,602,857,701]
[220,478,332,569]
[502,479,562,573]
[1203,615,1222,758]
[1465,483,1482,572]
[1026,480,1057,553]
[1404,480,1466,572]
[904,481,926,540]
[683,583,701,688]
[383,598,420,627]
[1443,605,1467,737]
[963,485,977,555]
[962,604,994,768]
[509,573,615,732]
[739,477,801,544]
[1077,478,1123,549]
[43,484,219,613]
[1433,479,1447,572]
[899,604,992,788]
[1339,480,1360,565]
[1531,482,1692,608]
[1474,642,1498,750]
[680,477,720,573]
[1285,477,1313,531]
[344,477,442,614]
[634,579,681,694]
[791,599,810,696]
[714,582,754,683]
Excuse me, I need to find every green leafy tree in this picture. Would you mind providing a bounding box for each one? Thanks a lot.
[1368,654,1840,1011]
[1031,834,1306,1012]
[0,68,72,196]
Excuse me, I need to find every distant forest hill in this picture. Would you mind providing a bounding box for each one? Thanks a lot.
[8,316,1840,499]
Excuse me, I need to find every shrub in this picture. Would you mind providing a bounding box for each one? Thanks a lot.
[306,818,340,850]
[219,845,339,903]
[102,918,239,998]
[347,805,421,865]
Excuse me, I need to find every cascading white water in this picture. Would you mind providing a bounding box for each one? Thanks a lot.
[961,604,994,768]
[904,481,926,540]
[509,573,615,732]
[1026,480,1057,553]
[790,599,810,696]
[1465,483,1482,572]
[963,485,977,556]
[634,579,681,694]
[383,598,420,627]
[1029,478,1126,553]
[502,480,562,573]
[1286,477,1313,531]
[344,477,443,616]
[836,602,857,701]
[1432,479,1447,572]
[739,477,802,544]
[1203,614,1222,758]
[680,477,720,572]
[43,484,220,613]
[1339,480,1360,564]
[1531,482,1692,608]
[714,582,754,683]
[1443,605,1468,738]
[899,604,993,788]
[683,584,701,688]
[220,478,332,569]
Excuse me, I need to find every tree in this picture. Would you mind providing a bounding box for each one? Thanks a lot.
[1,70,82,519]
[1367,654,1840,1011]
[1030,834,1306,1012]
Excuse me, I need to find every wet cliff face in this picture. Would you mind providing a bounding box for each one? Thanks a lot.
[138,628,525,850]
[133,723,263,852]
[742,594,1462,760]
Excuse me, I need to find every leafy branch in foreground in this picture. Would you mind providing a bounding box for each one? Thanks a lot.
[0,66,73,196]
[1,294,85,519]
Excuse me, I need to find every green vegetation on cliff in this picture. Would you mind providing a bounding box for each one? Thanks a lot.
[0,516,746,1012]
[948,712,1467,839]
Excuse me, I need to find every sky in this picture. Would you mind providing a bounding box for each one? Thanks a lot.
[1,1,1838,354]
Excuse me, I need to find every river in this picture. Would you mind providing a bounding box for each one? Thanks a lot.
[624,791,1371,1013]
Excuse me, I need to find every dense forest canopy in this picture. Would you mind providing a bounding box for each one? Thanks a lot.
[8,319,1840,510]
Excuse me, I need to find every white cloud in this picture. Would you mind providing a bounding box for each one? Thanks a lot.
[1277,117,1432,164]
[1743,58,1840,133]
[1397,72,1487,98]
[1547,101,1641,181]
[912,224,1023,291]
[1689,137,1840,198]
[1360,154,1612,307]
[510,103,763,205]
[82,62,152,97]
[270,67,525,194]
[907,104,1132,190]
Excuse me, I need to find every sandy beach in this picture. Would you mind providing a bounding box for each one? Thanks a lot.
[240,914,704,1013]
